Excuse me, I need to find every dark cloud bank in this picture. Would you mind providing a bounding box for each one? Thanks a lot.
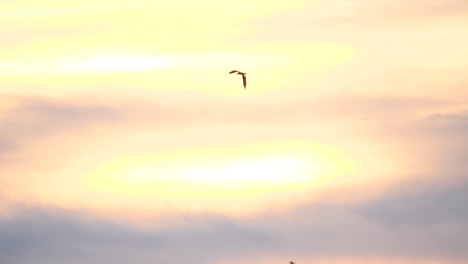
[1,173,468,264]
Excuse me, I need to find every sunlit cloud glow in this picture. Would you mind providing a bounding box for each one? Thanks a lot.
[1,0,468,263]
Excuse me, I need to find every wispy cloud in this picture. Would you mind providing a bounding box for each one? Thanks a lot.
[0,95,121,157]
[1,1,467,263]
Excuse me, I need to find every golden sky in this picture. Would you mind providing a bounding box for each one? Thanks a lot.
[1,1,468,264]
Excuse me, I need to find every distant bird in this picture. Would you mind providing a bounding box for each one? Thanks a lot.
[229,70,247,89]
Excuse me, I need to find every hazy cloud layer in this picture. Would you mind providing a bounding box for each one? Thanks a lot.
[0,95,121,160]
[0,91,460,169]
[1,99,467,264]
[1,174,468,264]
[247,0,468,68]
[1,1,467,263]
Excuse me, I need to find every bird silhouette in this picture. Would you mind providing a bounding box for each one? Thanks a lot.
[229,70,247,89]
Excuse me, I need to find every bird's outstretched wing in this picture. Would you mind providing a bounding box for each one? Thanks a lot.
[242,74,247,89]
[229,70,239,74]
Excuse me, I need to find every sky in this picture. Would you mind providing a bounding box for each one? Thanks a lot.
[1,0,468,263]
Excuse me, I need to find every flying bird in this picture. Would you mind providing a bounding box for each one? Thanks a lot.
[229,70,247,89]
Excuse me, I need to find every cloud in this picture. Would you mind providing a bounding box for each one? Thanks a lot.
[0,95,121,158]
[1,173,468,264]
[0,90,466,221]
[426,113,468,131]
[358,178,468,227]
[0,91,467,264]
[0,204,273,264]
[244,0,468,58]
[0,139,16,157]
[309,0,468,24]
[298,0,468,28]
[349,0,468,18]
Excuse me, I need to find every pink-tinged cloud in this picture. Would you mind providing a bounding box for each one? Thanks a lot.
[1,0,468,263]
[1,173,468,264]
